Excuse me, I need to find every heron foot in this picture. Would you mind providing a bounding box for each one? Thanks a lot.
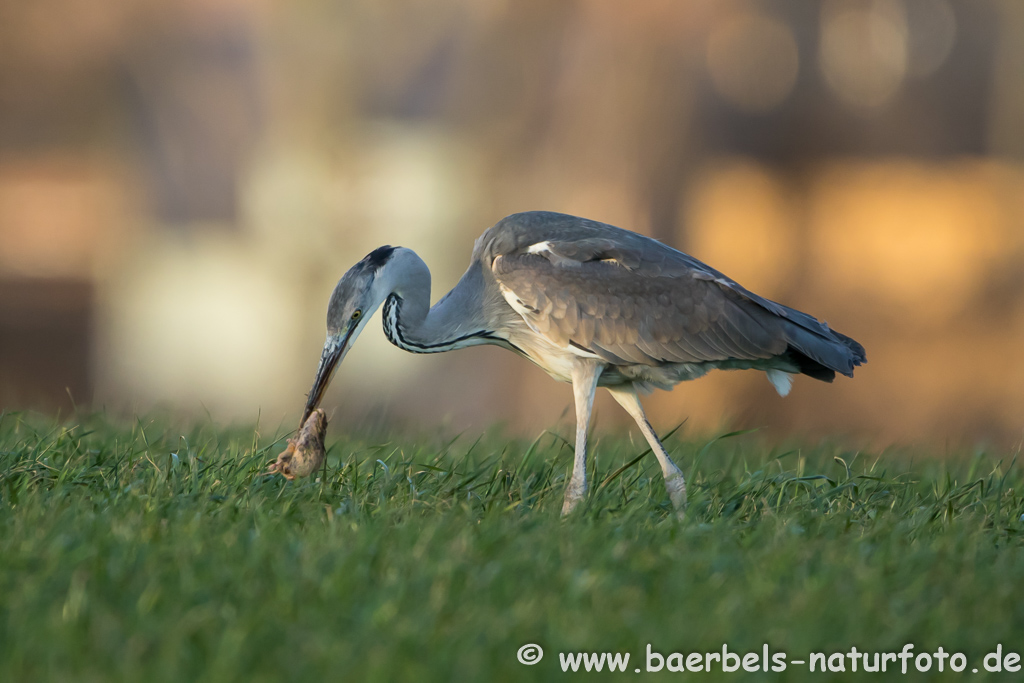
[561,481,587,516]
[664,471,687,517]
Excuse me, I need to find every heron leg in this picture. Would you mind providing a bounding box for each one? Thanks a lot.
[562,359,603,516]
[607,386,687,514]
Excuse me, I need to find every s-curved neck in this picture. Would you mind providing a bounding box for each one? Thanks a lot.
[378,248,497,354]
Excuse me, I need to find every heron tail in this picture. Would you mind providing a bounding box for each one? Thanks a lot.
[779,321,866,382]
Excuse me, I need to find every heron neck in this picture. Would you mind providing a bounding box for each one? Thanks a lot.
[381,249,492,353]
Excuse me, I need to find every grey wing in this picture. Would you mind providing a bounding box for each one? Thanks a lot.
[490,238,864,378]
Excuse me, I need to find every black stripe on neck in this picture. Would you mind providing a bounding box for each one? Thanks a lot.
[382,294,500,354]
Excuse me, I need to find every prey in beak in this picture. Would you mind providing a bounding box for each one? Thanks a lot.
[266,408,328,480]
[268,328,353,481]
[269,328,355,481]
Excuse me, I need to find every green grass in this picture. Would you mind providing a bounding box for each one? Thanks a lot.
[1,411,1023,682]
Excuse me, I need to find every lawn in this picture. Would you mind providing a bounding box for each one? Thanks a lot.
[1,411,1022,681]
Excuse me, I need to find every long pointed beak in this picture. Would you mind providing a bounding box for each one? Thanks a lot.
[301,328,353,424]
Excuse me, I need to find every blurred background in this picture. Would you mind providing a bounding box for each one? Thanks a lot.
[2,0,1024,446]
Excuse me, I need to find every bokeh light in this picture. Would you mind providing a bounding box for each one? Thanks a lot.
[820,0,908,109]
[905,0,957,77]
[706,10,800,114]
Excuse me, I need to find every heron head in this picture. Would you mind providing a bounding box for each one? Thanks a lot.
[302,246,397,422]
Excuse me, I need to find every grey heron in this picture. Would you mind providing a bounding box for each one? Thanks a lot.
[300,211,865,515]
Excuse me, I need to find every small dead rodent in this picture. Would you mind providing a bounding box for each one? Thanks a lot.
[266,409,327,480]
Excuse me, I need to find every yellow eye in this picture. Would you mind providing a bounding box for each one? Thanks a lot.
[351,310,362,321]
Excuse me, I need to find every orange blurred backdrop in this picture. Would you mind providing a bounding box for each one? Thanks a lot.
[2,0,1023,446]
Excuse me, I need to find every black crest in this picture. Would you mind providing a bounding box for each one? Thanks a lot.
[363,245,396,270]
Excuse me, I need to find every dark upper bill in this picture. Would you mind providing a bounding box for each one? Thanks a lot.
[301,328,353,423]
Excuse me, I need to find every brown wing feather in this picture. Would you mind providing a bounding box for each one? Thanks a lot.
[492,250,787,367]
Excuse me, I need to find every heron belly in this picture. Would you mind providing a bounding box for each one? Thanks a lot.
[503,329,589,383]
[501,325,712,391]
